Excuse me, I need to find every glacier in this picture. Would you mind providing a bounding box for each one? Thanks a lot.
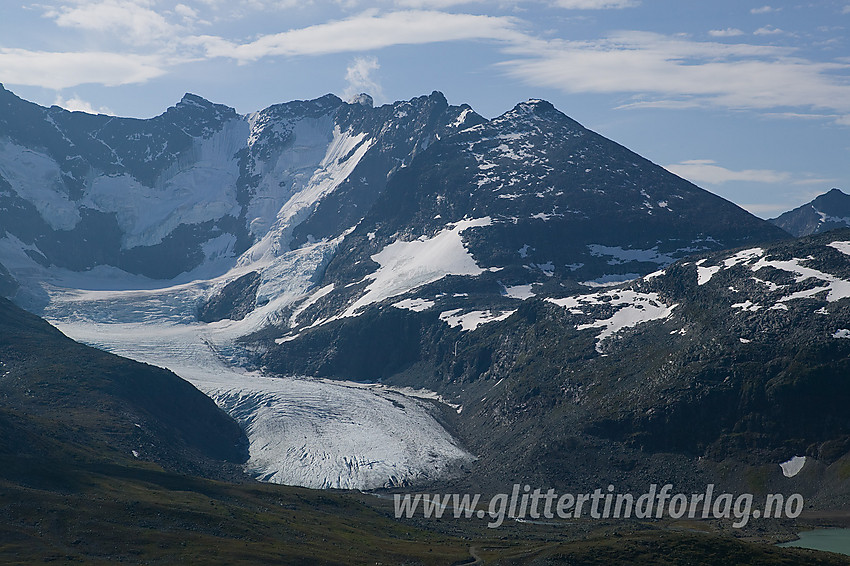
[41,274,473,490]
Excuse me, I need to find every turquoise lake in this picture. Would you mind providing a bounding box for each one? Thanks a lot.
[778,528,850,556]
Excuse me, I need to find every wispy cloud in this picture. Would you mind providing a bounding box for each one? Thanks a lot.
[42,0,182,45]
[189,10,525,61]
[665,159,791,184]
[750,5,777,14]
[709,28,744,37]
[0,48,166,89]
[342,56,383,101]
[754,25,784,36]
[501,31,850,115]
[550,0,638,8]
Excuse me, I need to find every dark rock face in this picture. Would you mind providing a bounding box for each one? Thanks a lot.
[771,188,850,237]
[0,261,16,297]
[198,271,261,322]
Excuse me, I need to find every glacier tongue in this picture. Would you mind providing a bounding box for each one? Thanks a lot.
[43,278,472,490]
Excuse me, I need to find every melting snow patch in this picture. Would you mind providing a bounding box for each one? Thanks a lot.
[833,329,850,339]
[581,274,640,288]
[732,300,762,312]
[749,256,850,303]
[392,298,435,312]
[697,264,721,286]
[548,291,677,352]
[828,241,850,256]
[535,262,555,276]
[439,309,515,331]
[723,248,764,268]
[503,284,536,300]
[780,456,806,478]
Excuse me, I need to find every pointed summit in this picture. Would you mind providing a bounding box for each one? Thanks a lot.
[771,188,850,237]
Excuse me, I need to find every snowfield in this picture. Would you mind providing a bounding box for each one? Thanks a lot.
[343,217,493,316]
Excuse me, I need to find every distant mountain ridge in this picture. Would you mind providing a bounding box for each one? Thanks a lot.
[770,188,850,237]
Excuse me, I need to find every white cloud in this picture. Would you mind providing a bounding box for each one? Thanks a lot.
[664,159,791,184]
[0,48,166,89]
[190,10,525,61]
[709,28,744,37]
[173,3,200,22]
[342,56,383,101]
[550,0,638,7]
[53,94,114,115]
[392,0,483,7]
[843,5,850,14]
[43,0,181,45]
[501,31,850,114]
[750,5,777,14]
[754,25,783,35]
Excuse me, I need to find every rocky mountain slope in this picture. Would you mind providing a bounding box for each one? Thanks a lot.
[276,229,850,503]
[0,86,798,491]
[771,188,850,237]
[0,296,247,481]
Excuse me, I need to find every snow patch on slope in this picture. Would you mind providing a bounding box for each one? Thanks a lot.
[588,244,673,265]
[780,456,806,478]
[392,297,435,312]
[502,284,535,300]
[344,217,492,316]
[439,308,514,331]
[828,241,850,256]
[548,290,677,352]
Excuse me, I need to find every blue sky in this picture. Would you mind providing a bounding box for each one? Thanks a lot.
[1,1,849,218]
